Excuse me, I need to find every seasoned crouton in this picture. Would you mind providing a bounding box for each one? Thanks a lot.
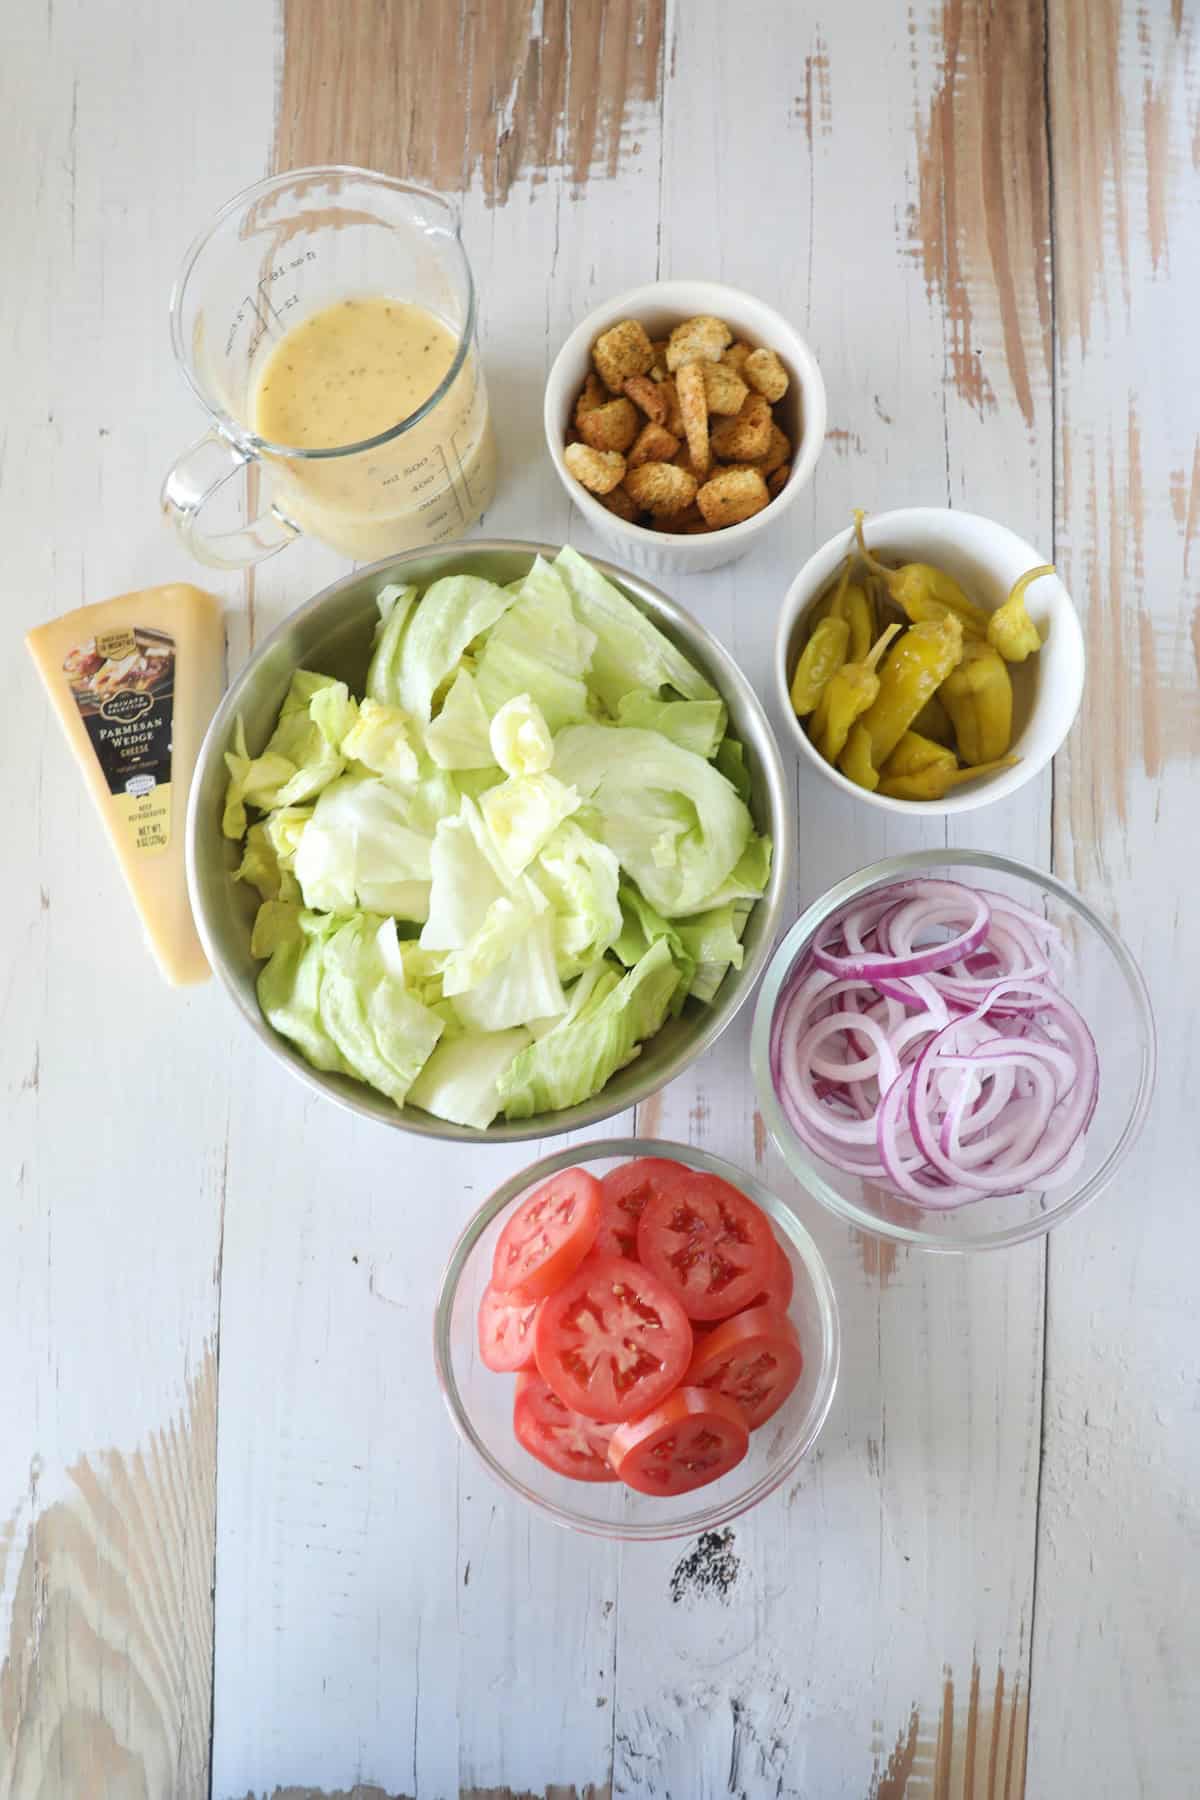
[721,341,753,375]
[627,421,682,469]
[675,362,711,478]
[767,464,791,498]
[565,441,627,494]
[665,314,733,371]
[710,392,773,462]
[574,373,608,425]
[598,483,640,522]
[624,461,699,517]
[702,361,750,415]
[743,346,790,402]
[578,397,639,453]
[696,466,771,527]
[622,373,669,425]
[592,319,655,392]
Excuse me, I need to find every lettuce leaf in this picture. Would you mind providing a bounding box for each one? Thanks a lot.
[294,771,456,920]
[406,1026,532,1130]
[616,689,727,758]
[222,672,356,837]
[551,723,753,916]
[480,772,579,875]
[553,545,717,713]
[529,820,622,979]
[314,915,443,1105]
[672,831,773,915]
[424,669,494,770]
[612,883,695,1014]
[386,574,513,722]
[473,556,595,730]
[488,693,554,776]
[365,584,420,703]
[497,937,681,1118]
[341,697,421,786]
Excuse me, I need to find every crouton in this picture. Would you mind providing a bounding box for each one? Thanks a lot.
[665,314,733,371]
[743,347,790,402]
[696,466,771,527]
[578,397,639,453]
[565,441,627,494]
[624,461,699,517]
[592,319,655,392]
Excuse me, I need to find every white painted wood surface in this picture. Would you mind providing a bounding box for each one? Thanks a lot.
[2,2,1197,1797]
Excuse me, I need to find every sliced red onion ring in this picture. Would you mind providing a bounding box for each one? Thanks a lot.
[770,877,1099,1212]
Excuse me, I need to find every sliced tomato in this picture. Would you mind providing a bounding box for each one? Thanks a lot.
[534,1253,694,1423]
[594,1157,680,1260]
[513,1372,617,1483]
[608,1387,749,1495]
[743,1235,796,1313]
[491,1167,603,1302]
[683,1304,803,1430]
[477,1281,539,1373]
[635,1169,776,1321]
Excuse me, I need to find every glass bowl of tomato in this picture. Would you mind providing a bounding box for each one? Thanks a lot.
[433,1138,841,1540]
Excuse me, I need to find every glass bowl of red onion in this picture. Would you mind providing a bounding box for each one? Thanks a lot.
[750,851,1156,1252]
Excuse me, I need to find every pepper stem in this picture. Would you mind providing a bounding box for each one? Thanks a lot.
[861,621,902,673]
[1005,564,1054,609]
[946,755,1020,788]
[853,508,892,583]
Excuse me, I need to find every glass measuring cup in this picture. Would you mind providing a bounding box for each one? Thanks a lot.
[162,166,497,567]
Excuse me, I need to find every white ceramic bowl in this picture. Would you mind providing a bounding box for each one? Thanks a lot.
[776,508,1086,815]
[544,279,827,577]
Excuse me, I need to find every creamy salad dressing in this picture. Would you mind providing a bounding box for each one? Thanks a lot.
[252,296,496,559]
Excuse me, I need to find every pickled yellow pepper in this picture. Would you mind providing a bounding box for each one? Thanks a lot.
[909,691,955,746]
[836,581,875,663]
[939,641,1013,764]
[879,755,1018,801]
[880,730,958,781]
[837,721,880,791]
[789,615,850,717]
[857,613,964,766]
[988,563,1053,663]
[810,623,902,764]
[854,511,990,637]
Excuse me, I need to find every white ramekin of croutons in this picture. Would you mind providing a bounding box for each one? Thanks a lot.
[544,280,826,575]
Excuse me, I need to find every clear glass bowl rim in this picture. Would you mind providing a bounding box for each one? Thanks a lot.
[432,1136,842,1542]
[750,847,1157,1254]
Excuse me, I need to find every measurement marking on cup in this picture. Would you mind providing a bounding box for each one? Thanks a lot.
[436,442,468,525]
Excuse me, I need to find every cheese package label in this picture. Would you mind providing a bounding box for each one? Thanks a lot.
[27,584,225,986]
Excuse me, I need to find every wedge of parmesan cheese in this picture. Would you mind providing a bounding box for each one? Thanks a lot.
[27,584,224,985]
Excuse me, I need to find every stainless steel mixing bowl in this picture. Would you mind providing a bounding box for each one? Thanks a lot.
[186,540,790,1141]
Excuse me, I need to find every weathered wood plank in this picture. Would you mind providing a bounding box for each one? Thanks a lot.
[0,2,276,1793]
[1029,5,1200,1793]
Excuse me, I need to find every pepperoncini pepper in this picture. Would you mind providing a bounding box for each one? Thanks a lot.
[837,721,880,791]
[880,729,958,782]
[878,754,1018,801]
[909,691,955,746]
[809,623,902,764]
[857,613,964,766]
[854,511,990,637]
[789,614,850,717]
[938,640,1013,764]
[988,563,1053,663]
[835,581,875,663]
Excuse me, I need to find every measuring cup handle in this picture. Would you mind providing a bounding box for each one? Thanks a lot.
[161,428,301,569]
